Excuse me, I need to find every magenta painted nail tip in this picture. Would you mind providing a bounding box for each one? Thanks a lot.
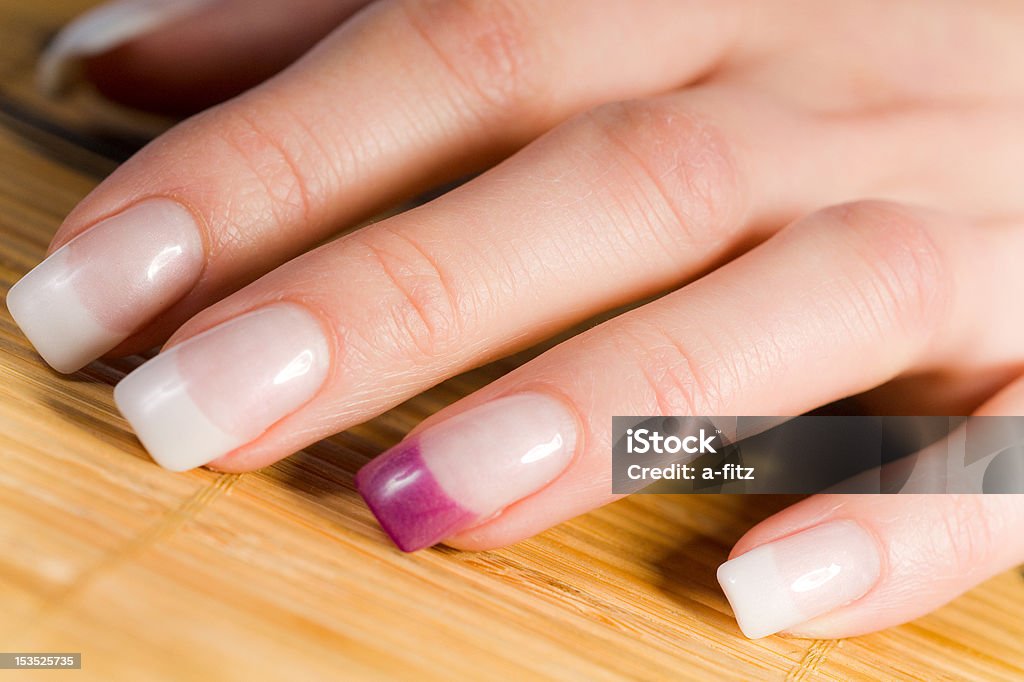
[355,393,578,553]
[355,442,475,552]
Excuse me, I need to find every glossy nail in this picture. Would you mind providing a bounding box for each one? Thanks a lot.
[7,199,204,373]
[356,393,578,552]
[717,520,881,639]
[38,0,217,95]
[114,303,330,471]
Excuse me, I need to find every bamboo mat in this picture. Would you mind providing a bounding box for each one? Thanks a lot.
[1,2,1023,680]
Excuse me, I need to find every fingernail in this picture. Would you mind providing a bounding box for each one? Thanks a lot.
[717,520,881,639]
[38,0,217,96]
[7,199,204,373]
[114,304,330,471]
[356,393,578,552]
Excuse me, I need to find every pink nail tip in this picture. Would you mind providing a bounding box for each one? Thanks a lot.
[355,393,579,552]
[356,442,475,552]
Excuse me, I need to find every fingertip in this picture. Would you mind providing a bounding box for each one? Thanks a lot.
[115,304,331,472]
[717,520,883,639]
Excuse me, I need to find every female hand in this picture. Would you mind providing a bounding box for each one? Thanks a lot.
[8,0,1024,640]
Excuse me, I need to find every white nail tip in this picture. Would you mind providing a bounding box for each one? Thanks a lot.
[114,359,238,472]
[7,200,203,374]
[38,0,216,96]
[114,305,330,472]
[718,543,805,639]
[7,248,122,373]
[717,521,881,639]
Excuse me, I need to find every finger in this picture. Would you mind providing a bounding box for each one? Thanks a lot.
[14,0,750,373]
[69,0,368,115]
[347,200,1024,551]
[718,494,1024,639]
[107,80,1024,472]
[105,84,948,472]
[718,373,1024,638]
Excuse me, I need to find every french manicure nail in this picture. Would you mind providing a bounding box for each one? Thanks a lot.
[356,393,578,552]
[114,303,330,471]
[717,520,881,639]
[7,199,204,373]
[37,0,217,96]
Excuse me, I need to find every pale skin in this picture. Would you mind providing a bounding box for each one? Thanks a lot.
[37,0,1024,638]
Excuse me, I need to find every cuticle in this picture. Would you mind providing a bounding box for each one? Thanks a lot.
[274,296,342,401]
[157,194,216,286]
[847,517,888,595]
[513,382,588,472]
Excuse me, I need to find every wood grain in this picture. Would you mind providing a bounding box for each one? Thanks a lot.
[1,2,1022,680]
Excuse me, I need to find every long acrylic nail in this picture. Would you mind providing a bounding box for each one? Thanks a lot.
[38,0,217,96]
[717,520,882,639]
[114,303,330,471]
[356,393,578,552]
[7,199,204,373]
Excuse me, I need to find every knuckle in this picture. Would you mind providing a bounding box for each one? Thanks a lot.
[212,106,321,235]
[354,226,465,359]
[811,200,951,343]
[399,0,546,118]
[612,318,727,416]
[580,99,745,251]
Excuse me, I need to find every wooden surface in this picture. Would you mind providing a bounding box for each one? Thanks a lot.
[1,2,1023,680]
